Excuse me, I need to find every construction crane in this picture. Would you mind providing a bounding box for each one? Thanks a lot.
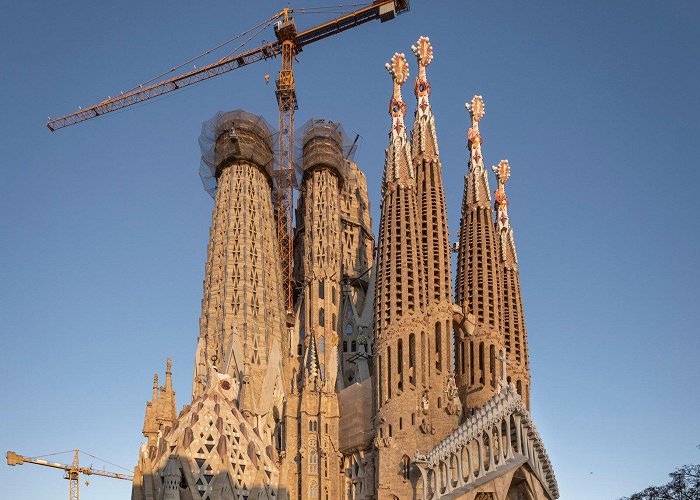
[45,1,410,313]
[6,449,133,500]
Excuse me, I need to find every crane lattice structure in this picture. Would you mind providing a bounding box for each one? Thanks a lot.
[6,449,133,500]
[45,1,410,312]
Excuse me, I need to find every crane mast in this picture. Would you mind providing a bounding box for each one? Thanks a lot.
[275,9,298,313]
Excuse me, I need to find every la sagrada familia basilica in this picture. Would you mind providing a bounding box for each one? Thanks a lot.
[131,37,558,500]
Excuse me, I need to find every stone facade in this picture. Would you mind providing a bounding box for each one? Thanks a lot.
[131,37,556,500]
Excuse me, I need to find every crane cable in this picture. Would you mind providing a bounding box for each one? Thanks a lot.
[122,13,282,95]
[80,451,131,473]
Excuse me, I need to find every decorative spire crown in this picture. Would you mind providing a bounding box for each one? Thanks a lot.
[411,37,433,118]
[385,53,409,106]
[465,95,485,163]
[492,160,510,211]
[411,36,433,82]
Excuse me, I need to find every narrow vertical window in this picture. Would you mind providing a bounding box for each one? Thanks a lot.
[489,344,496,388]
[479,342,485,385]
[387,346,392,398]
[435,322,442,373]
[409,332,416,386]
[319,308,325,327]
[318,281,324,299]
[397,339,404,392]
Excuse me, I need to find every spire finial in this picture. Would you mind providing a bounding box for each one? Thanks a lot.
[166,357,172,374]
[465,95,485,159]
[492,160,513,231]
[411,36,433,82]
[385,53,409,105]
[411,37,433,117]
[153,373,159,388]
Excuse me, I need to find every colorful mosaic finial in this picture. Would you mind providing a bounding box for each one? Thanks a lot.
[383,52,413,191]
[465,95,485,156]
[492,160,510,211]
[411,37,433,118]
[411,36,433,81]
[385,52,409,103]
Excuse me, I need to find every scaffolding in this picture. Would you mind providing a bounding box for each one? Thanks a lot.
[338,378,374,453]
[297,119,358,183]
[198,109,276,197]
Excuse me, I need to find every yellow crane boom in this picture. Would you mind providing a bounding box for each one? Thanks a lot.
[6,450,132,500]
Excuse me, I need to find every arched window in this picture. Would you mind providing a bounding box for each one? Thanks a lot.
[351,340,356,352]
[343,341,348,353]
[318,281,325,299]
[309,451,318,474]
[319,336,325,354]
[320,363,325,379]
[401,455,410,480]
[345,323,353,335]
[309,480,318,498]
[516,379,522,396]
[332,314,336,331]
[318,308,325,327]
[332,286,336,304]
[489,344,496,388]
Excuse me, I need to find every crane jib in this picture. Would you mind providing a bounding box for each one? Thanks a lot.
[45,1,409,132]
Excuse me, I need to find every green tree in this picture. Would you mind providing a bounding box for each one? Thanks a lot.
[621,447,699,500]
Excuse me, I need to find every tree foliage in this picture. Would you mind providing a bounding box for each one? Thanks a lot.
[621,449,700,500]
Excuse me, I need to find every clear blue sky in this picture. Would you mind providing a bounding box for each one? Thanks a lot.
[2,1,699,499]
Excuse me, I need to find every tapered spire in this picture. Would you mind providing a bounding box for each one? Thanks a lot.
[455,95,505,413]
[492,160,531,407]
[374,52,425,339]
[382,53,414,194]
[411,36,452,305]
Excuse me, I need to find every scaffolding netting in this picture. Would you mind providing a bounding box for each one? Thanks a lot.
[199,109,276,197]
[296,119,359,181]
[338,378,373,453]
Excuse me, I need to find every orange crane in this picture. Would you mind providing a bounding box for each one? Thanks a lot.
[6,449,133,500]
[45,1,410,312]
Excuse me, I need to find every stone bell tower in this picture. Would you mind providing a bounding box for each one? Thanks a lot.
[454,96,507,414]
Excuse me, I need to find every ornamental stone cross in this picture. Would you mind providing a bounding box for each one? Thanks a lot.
[497,347,510,386]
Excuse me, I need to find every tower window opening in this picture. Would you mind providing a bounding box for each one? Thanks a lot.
[479,342,485,385]
[409,332,416,386]
[387,346,392,399]
[309,452,318,474]
[343,341,348,353]
[397,338,404,392]
[318,281,325,299]
[435,322,442,373]
[319,308,325,327]
[401,456,410,480]
[351,340,357,352]
[490,344,496,388]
